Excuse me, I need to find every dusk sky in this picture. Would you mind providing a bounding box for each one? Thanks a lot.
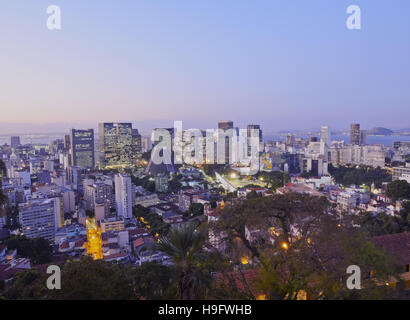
[1,0,410,134]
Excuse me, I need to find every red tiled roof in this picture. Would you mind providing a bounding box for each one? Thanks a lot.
[60,241,69,249]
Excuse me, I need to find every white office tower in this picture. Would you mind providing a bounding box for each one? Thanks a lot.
[114,174,133,219]
[19,199,56,242]
[321,126,330,147]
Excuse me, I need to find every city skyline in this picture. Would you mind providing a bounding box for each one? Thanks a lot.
[1,1,410,131]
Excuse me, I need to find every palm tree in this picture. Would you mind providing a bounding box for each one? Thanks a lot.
[156,223,207,300]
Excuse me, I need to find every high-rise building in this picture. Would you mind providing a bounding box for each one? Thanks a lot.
[132,129,142,164]
[360,130,367,145]
[10,136,21,148]
[64,134,71,150]
[218,121,234,164]
[350,124,361,146]
[247,124,263,142]
[69,129,95,169]
[321,126,330,147]
[99,123,133,167]
[19,199,56,242]
[114,174,133,219]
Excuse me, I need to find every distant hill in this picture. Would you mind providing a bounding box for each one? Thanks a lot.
[367,127,394,135]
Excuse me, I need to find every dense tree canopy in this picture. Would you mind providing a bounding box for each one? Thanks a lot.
[386,180,410,201]
[355,202,410,236]
[211,193,401,299]
[7,236,53,265]
[328,164,391,188]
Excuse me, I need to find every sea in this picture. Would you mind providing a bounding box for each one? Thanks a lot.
[264,134,410,147]
[1,133,410,147]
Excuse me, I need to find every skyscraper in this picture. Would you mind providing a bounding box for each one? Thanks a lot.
[247,124,263,142]
[69,129,95,169]
[218,121,234,164]
[321,126,330,147]
[10,136,20,148]
[114,174,133,219]
[360,130,367,145]
[99,123,133,167]
[350,124,361,146]
[132,129,142,164]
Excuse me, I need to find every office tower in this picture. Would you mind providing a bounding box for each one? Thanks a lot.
[286,134,296,146]
[360,130,367,145]
[132,129,142,164]
[247,124,263,142]
[117,123,133,164]
[19,199,56,242]
[69,129,95,169]
[350,124,361,146]
[64,134,71,150]
[10,136,21,148]
[218,121,234,164]
[98,123,133,167]
[246,124,262,158]
[114,174,133,219]
[321,126,330,146]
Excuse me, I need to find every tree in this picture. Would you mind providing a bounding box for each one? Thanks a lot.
[188,203,204,217]
[6,236,53,265]
[386,180,410,201]
[133,262,176,299]
[156,223,209,300]
[355,201,410,236]
[211,194,399,299]
[328,164,391,188]
[212,193,330,265]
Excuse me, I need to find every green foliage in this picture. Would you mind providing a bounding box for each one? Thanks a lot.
[386,180,410,201]
[355,202,410,236]
[156,223,213,300]
[213,194,399,300]
[133,262,176,299]
[256,171,288,190]
[246,190,261,199]
[131,176,155,192]
[85,209,94,218]
[2,269,48,300]
[133,205,170,236]
[168,174,183,193]
[3,207,20,230]
[7,236,53,265]
[188,203,204,217]
[202,164,229,177]
[328,164,391,187]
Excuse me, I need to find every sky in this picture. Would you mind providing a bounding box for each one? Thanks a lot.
[1,0,410,135]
